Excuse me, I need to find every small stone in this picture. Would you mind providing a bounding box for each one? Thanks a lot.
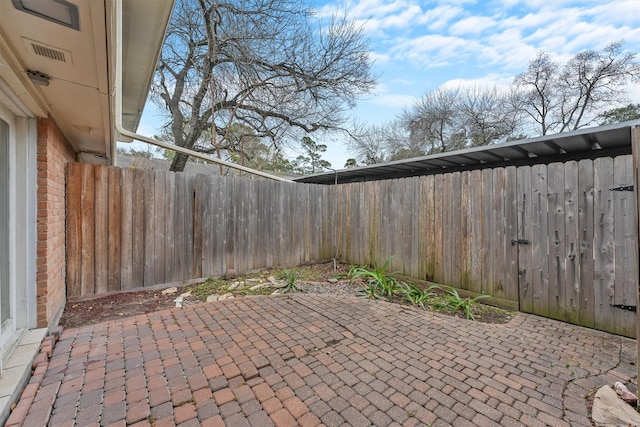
[247,278,260,283]
[180,291,192,298]
[206,294,219,302]
[267,276,277,283]
[224,269,238,280]
[228,282,241,290]
[592,385,640,426]
[218,293,235,300]
[249,283,270,291]
[328,278,339,283]
[174,296,184,303]
[271,290,281,295]
[175,302,182,308]
[162,287,178,295]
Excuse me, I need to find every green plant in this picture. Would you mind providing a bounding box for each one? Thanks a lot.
[431,285,490,320]
[348,257,405,302]
[280,269,301,293]
[402,284,436,308]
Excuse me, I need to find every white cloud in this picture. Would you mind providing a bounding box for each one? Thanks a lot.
[449,16,496,36]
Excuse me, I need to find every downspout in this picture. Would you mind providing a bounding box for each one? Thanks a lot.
[112,0,291,182]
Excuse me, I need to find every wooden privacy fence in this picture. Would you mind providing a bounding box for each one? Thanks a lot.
[333,155,637,337]
[66,163,333,299]
[66,155,638,337]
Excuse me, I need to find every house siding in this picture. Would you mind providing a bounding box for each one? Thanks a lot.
[36,118,75,327]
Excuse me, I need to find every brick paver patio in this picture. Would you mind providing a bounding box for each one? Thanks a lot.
[12,294,637,426]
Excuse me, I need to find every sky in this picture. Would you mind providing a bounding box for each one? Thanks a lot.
[132,0,640,170]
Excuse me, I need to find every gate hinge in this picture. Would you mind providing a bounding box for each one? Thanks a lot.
[610,185,634,192]
[611,304,637,312]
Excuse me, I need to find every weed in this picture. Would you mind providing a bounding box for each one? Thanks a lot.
[280,269,301,293]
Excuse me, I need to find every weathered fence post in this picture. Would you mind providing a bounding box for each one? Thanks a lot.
[631,124,640,407]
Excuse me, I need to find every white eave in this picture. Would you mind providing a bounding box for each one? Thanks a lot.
[0,0,174,165]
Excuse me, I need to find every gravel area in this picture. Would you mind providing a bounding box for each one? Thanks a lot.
[300,280,361,296]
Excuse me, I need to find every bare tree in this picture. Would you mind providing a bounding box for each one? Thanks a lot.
[399,87,465,154]
[514,41,640,135]
[458,86,522,146]
[153,0,375,172]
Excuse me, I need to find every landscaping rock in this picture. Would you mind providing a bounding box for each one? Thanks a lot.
[180,291,191,298]
[228,282,241,290]
[249,283,270,291]
[613,382,637,405]
[328,278,338,283]
[592,385,640,426]
[218,293,235,301]
[206,294,219,302]
[224,269,238,279]
[162,287,178,295]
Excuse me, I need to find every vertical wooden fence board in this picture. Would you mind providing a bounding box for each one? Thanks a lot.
[433,174,445,284]
[593,157,616,333]
[80,164,95,296]
[93,165,108,295]
[65,163,82,298]
[517,166,533,313]
[458,172,471,290]
[442,174,455,286]
[153,172,167,285]
[490,168,506,299]
[468,170,483,293]
[183,175,195,280]
[531,164,549,317]
[163,172,176,283]
[226,177,237,272]
[504,167,519,302]
[547,162,567,321]
[369,181,380,264]
[119,168,134,289]
[107,167,122,292]
[200,176,214,277]
[131,169,145,287]
[450,173,463,287]
[613,156,636,337]
[578,159,595,329]
[481,169,493,295]
[191,175,205,278]
[172,173,186,282]
[425,175,436,281]
[564,161,580,324]
[143,170,155,286]
[410,178,420,277]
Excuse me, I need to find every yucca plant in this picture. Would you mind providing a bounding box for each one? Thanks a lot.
[280,269,301,293]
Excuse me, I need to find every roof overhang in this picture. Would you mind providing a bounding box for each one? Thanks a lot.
[295,120,640,185]
[0,0,173,164]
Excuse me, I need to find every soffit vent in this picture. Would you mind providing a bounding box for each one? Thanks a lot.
[32,43,66,62]
[21,37,73,64]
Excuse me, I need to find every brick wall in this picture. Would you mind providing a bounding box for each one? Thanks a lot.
[36,118,75,327]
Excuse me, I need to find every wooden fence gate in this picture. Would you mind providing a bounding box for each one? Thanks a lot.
[515,157,637,337]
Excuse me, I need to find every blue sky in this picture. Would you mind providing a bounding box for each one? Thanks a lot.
[133,0,640,169]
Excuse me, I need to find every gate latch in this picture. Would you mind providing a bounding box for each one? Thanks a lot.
[611,304,637,312]
[610,185,634,192]
[511,239,530,246]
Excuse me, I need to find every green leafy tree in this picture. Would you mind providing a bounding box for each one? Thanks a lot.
[293,136,331,174]
[597,103,640,125]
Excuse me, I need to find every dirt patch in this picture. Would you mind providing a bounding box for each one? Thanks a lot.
[60,290,178,329]
[59,262,515,329]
